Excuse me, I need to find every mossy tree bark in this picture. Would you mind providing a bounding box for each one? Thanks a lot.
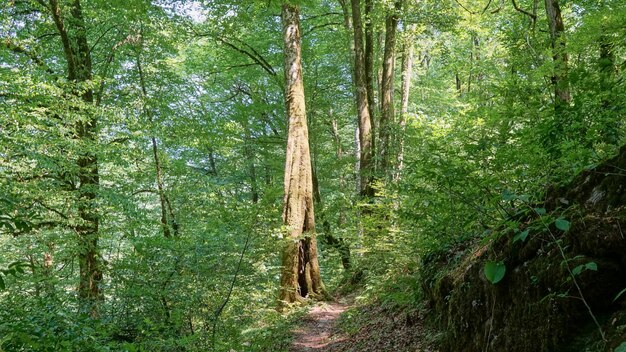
[395,23,415,179]
[279,3,326,305]
[350,0,375,198]
[544,0,571,107]
[364,0,376,131]
[379,0,401,173]
[48,0,102,316]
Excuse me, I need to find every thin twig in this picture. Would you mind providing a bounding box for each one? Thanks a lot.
[455,0,477,14]
[511,0,537,28]
[482,0,493,14]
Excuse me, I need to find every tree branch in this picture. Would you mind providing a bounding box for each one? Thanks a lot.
[455,0,477,14]
[34,199,69,220]
[304,22,343,36]
[302,12,343,21]
[222,36,276,76]
[191,28,276,76]
[89,24,119,53]
[3,38,55,74]
[511,0,537,24]
[95,33,140,106]
[48,0,76,79]
[482,0,493,14]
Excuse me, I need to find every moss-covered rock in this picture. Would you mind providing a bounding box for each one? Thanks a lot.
[422,146,626,352]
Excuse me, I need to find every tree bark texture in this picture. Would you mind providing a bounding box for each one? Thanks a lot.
[338,0,362,196]
[544,0,571,107]
[396,24,415,179]
[137,54,178,238]
[364,0,377,127]
[279,4,325,305]
[379,1,401,173]
[350,0,374,197]
[49,0,102,315]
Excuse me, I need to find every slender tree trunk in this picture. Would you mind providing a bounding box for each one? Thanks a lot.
[468,54,473,93]
[544,0,571,107]
[338,0,362,198]
[379,1,401,173]
[152,136,171,237]
[364,0,377,127]
[396,24,414,179]
[137,55,177,238]
[208,148,217,176]
[350,0,374,198]
[329,118,352,269]
[48,0,102,315]
[279,4,326,305]
[338,0,353,42]
[310,118,351,270]
[244,120,259,203]
[376,31,384,115]
[598,33,618,144]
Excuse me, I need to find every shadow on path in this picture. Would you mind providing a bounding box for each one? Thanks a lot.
[290,298,351,351]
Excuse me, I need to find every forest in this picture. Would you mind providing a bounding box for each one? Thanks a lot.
[1,0,625,351]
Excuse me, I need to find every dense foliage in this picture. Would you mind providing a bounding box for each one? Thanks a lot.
[0,0,624,351]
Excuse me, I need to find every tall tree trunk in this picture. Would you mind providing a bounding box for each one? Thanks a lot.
[396,24,415,179]
[364,0,377,128]
[379,1,401,173]
[151,136,171,237]
[467,35,480,93]
[598,33,618,144]
[350,0,374,197]
[309,118,351,270]
[136,54,178,238]
[244,119,259,203]
[338,0,362,197]
[279,4,326,305]
[544,0,571,107]
[48,0,102,315]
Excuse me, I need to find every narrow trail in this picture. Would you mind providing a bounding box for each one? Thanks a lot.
[290,298,351,351]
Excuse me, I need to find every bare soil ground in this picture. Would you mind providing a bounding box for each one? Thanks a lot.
[289,299,351,351]
[290,299,435,352]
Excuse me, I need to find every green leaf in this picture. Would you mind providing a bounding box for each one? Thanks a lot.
[513,229,529,243]
[572,262,598,276]
[555,218,570,232]
[484,261,506,284]
[572,264,584,276]
[614,342,626,352]
[585,262,597,271]
[534,208,546,215]
[501,190,516,201]
[0,274,4,290]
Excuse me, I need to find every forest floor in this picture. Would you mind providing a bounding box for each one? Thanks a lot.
[289,298,352,351]
[289,296,434,352]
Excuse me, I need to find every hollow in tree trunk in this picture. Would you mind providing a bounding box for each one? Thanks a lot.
[279,4,326,306]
